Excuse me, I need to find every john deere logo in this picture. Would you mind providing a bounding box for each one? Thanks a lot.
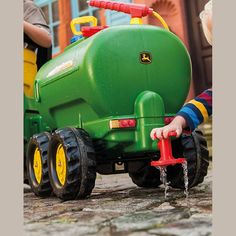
[140,52,152,64]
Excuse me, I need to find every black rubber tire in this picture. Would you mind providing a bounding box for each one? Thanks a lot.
[26,132,52,197]
[167,129,209,189]
[24,139,29,185]
[48,127,96,200]
[129,163,162,188]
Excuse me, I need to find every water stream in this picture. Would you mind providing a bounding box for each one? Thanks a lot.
[158,167,170,199]
[182,161,189,199]
[157,161,189,201]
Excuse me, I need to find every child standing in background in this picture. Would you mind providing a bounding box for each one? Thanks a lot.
[150,0,212,140]
[24,0,51,48]
[23,0,52,97]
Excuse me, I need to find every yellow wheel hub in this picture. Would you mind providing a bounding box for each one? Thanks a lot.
[56,144,67,186]
[33,147,42,184]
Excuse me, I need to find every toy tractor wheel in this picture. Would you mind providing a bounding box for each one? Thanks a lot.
[26,132,52,197]
[24,139,29,185]
[167,129,209,189]
[129,163,162,188]
[48,127,96,200]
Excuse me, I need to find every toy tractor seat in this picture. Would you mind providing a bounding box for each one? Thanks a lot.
[24,34,52,97]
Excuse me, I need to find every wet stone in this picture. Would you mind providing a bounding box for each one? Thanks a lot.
[148,214,212,236]
[109,209,190,232]
[24,162,212,235]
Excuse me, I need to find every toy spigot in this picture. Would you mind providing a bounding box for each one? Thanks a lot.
[151,131,186,167]
[89,0,153,18]
[88,0,169,29]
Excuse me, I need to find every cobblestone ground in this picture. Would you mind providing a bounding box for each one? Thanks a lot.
[24,162,212,236]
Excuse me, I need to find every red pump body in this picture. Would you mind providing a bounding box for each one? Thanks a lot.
[151,132,186,167]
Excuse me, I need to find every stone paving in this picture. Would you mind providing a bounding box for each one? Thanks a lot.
[24,162,212,236]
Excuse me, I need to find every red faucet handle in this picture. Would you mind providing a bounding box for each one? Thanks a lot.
[152,131,177,140]
[151,130,186,167]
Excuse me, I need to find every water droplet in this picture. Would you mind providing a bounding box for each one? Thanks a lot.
[158,166,170,199]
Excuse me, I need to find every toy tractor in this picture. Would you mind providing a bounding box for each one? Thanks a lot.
[24,0,209,200]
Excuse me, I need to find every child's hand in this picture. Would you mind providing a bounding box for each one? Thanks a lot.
[150,116,187,140]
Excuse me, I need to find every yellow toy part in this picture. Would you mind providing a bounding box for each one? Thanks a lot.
[56,144,67,186]
[24,48,37,97]
[130,17,143,25]
[153,11,170,31]
[70,16,98,36]
[33,147,42,184]
[129,11,169,31]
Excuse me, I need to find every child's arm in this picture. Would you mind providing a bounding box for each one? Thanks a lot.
[176,88,212,131]
[150,88,212,140]
[24,21,52,48]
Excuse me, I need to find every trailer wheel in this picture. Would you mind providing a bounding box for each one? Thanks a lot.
[26,132,52,197]
[129,164,162,188]
[24,139,29,185]
[48,128,96,200]
[167,129,209,189]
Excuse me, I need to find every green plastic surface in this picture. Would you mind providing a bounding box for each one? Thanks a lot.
[24,24,191,156]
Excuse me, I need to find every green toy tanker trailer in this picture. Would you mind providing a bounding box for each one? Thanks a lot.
[24,1,209,200]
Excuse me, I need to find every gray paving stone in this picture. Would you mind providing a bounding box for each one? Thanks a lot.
[24,162,212,236]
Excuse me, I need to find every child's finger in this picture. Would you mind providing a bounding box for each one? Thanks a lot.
[162,127,172,139]
[150,128,157,140]
[150,128,163,140]
[155,128,164,140]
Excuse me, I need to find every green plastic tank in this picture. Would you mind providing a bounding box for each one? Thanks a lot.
[33,25,191,155]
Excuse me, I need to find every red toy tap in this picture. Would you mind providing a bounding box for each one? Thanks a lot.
[151,131,186,167]
[88,0,170,30]
[89,0,153,18]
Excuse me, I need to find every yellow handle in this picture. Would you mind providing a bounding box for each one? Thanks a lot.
[153,11,170,31]
[70,16,98,35]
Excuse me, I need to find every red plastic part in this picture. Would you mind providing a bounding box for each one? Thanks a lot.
[89,0,153,18]
[151,131,186,167]
[119,119,136,128]
[81,26,108,37]
[110,119,136,129]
